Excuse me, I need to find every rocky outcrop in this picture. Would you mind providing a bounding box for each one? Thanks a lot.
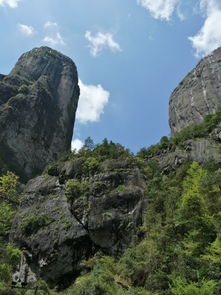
[11,159,145,288]
[0,47,79,181]
[147,137,221,173]
[169,47,221,134]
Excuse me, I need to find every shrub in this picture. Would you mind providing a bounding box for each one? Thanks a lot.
[137,109,221,159]
[65,179,90,201]
[83,157,99,175]
[169,277,217,295]
[18,84,29,94]
[22,214,53,235]
[116,185,127,192]
[0,171,19,203]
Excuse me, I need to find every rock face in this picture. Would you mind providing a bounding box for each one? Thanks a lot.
[169,47,221,134]
[0,47,79,181]
[146,137,221,174]
[11,158,145,288]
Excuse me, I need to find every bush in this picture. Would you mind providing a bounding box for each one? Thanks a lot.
[18,84,29,94]
[0,202,15,237]
[83,157,99,175]
[0,171,19,203]
[65,179,90,202]
[169,277,217,295]
[137,109,221,159]
[22,214,53,235]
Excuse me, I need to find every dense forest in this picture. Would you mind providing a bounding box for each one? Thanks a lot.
[0,127,221,294]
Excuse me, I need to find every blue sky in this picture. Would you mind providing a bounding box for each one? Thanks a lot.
[1,0,221,153]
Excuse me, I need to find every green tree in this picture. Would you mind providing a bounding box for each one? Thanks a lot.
[0,172,19,203]
[83,137,95,151]
[175,162,216,280]
[169,276,217,295]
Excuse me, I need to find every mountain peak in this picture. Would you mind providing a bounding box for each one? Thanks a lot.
[0,47,80,181]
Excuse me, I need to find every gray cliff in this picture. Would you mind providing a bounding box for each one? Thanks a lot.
[9,46,221,291]
[0,47,79,181]
[169,47,221,134]
[11,158,145,288]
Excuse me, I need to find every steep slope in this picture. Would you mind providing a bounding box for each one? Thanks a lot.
[11,152,145,288]
[6,47,221,295]
[0,47,79,182]
[169,47,221,134]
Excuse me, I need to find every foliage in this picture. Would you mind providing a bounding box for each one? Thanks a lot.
[138,109,221,158]
[0,202,15,238]
[21,214,54,235]
[83,136,95,151]
[0,172,20,239]
[83,157,99,175]
[0,172,19,203]
[116,185,127,192]
[0,243,22,295]
[169,276,217,295]
[66,161,221,295]
[65,179,90,201]
[62,255,149,295]
[66,138,132,163]
[18,84,29,94]
[1,138,221,295]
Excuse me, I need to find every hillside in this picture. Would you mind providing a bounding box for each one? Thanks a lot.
[0,47,221,295]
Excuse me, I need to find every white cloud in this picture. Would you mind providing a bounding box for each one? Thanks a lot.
[189,0,221,57]
[43,21,65,46]
[176,5,186,20]
[71,139,84,152]
[76,80,109,124]
[0,0,19,8]
[44,21,58,28]
[17,24,34,36]
[85,31,122,57]
[137,0,179,20]
[43,32,65,46]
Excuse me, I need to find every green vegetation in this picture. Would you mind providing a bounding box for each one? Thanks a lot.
[65,138,132,164]
[65,179,90,201]
[0,172,20,239]
[1,130,221,294]
[61,161,221,295]
[21,214,54,235]
[138,109,221,158]
[44,137,135,177]
[18,84,29,94]
[116,185,128,192]
[83,157,99,175]
[0,172,22,294]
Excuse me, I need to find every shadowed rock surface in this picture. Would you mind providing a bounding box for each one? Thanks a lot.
[169,47,221,134]
[11,158,145,288]
[0,47,79,181]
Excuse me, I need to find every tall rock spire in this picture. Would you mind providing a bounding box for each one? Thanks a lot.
[0,47,80,181]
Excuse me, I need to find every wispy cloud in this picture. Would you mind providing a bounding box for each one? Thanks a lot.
[44,21,58,28]
[137,0,179,21]
[85,31,122,57]
[76,80,109,124]
[0,0,20,8]
[71,139,84,152]
[43,21,65,46]
[43,33,65,46]
[189,0,221,57]
[17,24,34,36]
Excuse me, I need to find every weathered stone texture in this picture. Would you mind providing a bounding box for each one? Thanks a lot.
[11,159,145,288]
[169,47,221,134]
[0,47,79,181]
